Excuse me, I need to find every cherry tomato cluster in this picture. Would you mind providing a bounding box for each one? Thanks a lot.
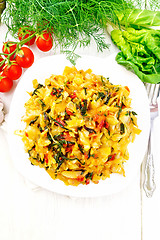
[18,26,53,52]
[0,43,34,93]
[0,26,54,93]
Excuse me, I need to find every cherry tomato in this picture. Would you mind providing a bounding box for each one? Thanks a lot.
[18,26,36,46]
[2,42,17,60]
[0,55,5,71]
[15,47,34,68]
[3,62,22,81]
[0,74,13,92]
[36,31,53,52]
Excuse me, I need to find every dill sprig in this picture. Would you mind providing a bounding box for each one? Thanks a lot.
[2,0,143,63]
[146,0,160,10]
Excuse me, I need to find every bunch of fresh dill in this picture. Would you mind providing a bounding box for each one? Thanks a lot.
[2,0,143,63]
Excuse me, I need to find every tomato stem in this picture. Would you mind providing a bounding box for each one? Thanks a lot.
[0,32,37,67]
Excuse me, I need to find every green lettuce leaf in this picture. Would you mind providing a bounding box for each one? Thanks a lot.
[117,9,160,27]
[116,52,160,84]
[111,28,160,83]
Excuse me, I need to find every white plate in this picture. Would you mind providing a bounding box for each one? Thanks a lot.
[7,54,150,198]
